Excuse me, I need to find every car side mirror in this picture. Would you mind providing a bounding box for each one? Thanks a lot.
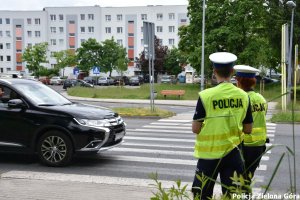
[8,99,26,109]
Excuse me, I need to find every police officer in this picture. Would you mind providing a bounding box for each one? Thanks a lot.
[192,52,253,199]
[234,65,267,189]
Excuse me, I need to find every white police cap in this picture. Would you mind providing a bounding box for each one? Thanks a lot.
[234,65,260,78]
[209,52,237,68]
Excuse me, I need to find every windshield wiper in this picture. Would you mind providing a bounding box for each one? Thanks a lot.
[38,104,57,106]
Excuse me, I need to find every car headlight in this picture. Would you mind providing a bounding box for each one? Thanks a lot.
[76,119,111,127]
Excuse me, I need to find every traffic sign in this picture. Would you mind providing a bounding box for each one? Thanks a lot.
[73,67,79,75]
[93,66,100,74]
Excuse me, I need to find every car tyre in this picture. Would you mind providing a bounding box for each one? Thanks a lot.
[37,130,73,167]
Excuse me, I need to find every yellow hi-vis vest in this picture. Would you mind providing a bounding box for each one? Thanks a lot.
[244,91,267,146]
[194,83,249,159]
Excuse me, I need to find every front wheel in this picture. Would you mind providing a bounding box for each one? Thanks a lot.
[37,130,73,167]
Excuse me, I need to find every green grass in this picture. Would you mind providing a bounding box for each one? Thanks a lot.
[271,112,300,123]
[67,83,203,100]
[112,107,175,118]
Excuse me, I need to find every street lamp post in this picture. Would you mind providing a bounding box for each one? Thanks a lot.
[200,0,206,91]
[287,0,296,103]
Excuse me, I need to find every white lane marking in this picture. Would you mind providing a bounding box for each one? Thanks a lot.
[127,129,192,133]
[266,123,276,126]
[257,164,267,171]
[267,127,276,130]
[253,175,264,183]
[150,122,191,126]
[126,132,195,139]
[143,125,192,130]
[267,130,275,133]
[112,147,192,156]
[100,155,197,165]
[124,136,195,143]
[122,142,194,150]
[267,134,275,137]
[0,171,191,189]
[158,119,192,123]
[261,156,269,161]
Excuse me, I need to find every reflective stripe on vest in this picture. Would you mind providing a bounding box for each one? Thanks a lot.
[244,91,267,146]
[194,83,249,159]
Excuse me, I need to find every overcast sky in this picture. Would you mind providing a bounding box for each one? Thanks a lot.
[0,0,188,10]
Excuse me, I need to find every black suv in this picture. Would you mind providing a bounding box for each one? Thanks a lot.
[0,78,126,166]
[63,79,94,89]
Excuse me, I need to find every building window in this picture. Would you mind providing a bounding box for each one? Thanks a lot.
[81,39,86,43]
[50,15,56,21]
[105,27,111,34]
[169,26,175,33]
[169,13,175,20]
[59,39,64,46]
[50,27,56,33]
[88,14,94,20]
[27,31,32,37]
[0,43,3,49]
[59,14,64,21]
[7,56,11,61]
[80,14,85,20]
[156,26,163,33]
[141,39,144,46]
[69,20,75,24]
[0,68,3,73]
[27,43,32,48]
[117,39,123,46]
[6,31,11,37]
[27,18,32,25]
[88,26,94,33]
[158,39,163,45]
[117,27,123,34]
[0,56,3,61]
[169,39,175,45]
[35,31,41,37]
[6,18,10,24]
[0,31,2,37]
[141,27,143,33]
[80,27,85,33]
[35,18,40,25]
[141,14,147,20]
[180,19,187,23]
[157,13,163,21]
[117,14,122,21]
[6,43,11,49]
[0,18,2,24]
[105,15,111,22]
[50,39,56,46]
[59,27,64,33]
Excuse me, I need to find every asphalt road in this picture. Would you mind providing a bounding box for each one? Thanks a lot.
[0,84,299,196]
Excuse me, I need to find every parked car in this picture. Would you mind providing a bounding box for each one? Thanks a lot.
[255,75,279,84]
[193,75,206,84]
[0,78,126,167]
[38,76,50,85]
[83,76,98,85]
[161,75,172,83]
[98,77,114,86]
[63,79,94,89]
[129,76,141,86]
[113,76,130,86]
[50,76,63,85]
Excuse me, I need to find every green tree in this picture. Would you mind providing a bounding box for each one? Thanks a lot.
[76,38,102,75]
[164,47,187,75]
[22,42,48,76]
[53,50,77,77]
[101,38,128,76]
[138,36,169,73]
[178,0,299,75]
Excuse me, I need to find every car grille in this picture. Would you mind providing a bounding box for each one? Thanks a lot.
[102,123,125,147]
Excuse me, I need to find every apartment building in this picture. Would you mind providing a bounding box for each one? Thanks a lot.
[0,5,188,76]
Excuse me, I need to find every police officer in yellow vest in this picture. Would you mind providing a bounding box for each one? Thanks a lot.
[192,52,253,199]
[234,65,267,187]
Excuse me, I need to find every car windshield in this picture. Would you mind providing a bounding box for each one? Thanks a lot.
[15,83,71,106]
[162,76,171,79]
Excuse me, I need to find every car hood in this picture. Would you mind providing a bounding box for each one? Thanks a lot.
[43,103,117,119]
